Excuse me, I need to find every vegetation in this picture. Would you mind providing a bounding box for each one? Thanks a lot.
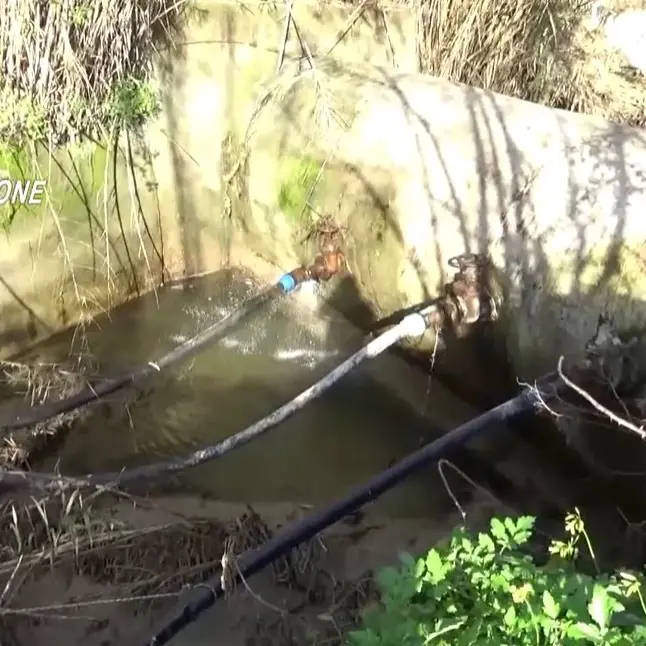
[277,156,324,224]
[417,0,646,126]
[348,511,646,645]
[0,0,182,148]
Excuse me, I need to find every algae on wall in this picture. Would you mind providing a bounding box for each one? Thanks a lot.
[2,0,401,353]
[276,156,322,226]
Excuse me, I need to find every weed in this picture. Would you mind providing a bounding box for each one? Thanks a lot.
[106,78,162,131]
[348,511,646,644]
[0,0,183,147]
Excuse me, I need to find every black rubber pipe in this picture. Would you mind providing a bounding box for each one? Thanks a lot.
[145,374,563,646]
[0,313,429,491]
[0,281,291,436]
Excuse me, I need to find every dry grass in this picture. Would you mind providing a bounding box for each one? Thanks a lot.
[0,357,96,468]
[415,0,646,125]
[2,0,643,148]
[0,490,371,646]
[3,0,644,150]
[0,0,187,146]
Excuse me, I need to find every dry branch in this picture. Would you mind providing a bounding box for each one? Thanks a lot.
[557,355,646,440]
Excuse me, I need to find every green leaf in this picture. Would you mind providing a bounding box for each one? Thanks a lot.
[425,549,445,582]
[515,516,535,533]
[543,590,560,619]
[588,584,611,629]
[490,518,508,543]
[503,605,517,627]
[504,517,518,534]
[377,566,400,592]
[478,532,496,553]
[461,536,474,553]
[567,622,602,641]
[399,553,415,569]
[414,557,426,579]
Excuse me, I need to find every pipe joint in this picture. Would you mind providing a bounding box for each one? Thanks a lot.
[444,254,498,326]
[306,248,346,283]
[399,312,429,338]
[282,265,311,291]
[412,254,499,333]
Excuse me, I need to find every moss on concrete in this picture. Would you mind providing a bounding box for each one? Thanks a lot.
[276,156,324,225]
[0,135,166,357]
[0,142,113,233]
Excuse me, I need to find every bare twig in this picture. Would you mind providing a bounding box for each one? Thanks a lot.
[518,376,564,419]
[557,356,646,440]
[276,0,294,73]
[1,0,185,145]
[322,0,371,58]
[437,458,510,524]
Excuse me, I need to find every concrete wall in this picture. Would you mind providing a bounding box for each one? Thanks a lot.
[2,0,646,392]
[0,143,164,355]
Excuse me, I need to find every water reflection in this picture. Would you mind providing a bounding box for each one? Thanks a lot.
[21,269,453,517]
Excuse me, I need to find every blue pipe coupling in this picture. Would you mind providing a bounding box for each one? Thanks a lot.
[278,273,297,294]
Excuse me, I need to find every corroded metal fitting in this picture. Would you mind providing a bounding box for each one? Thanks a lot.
[444,253,498,326]
[306,233,347,282]
[307,249,346,282]
[285,240,346,287]
[287,265,311,286]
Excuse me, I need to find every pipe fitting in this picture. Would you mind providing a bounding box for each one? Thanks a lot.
[413,254,498,333]
[284,265,311,289]
[281,246,345,292]
[444,254,498,326]
[399,312,429,338]
[306,248,346,283]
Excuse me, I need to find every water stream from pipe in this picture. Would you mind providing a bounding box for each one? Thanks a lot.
[8,268,458,517]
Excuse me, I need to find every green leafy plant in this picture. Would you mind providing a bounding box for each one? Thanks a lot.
[106,77,161,130]
[348,511,646,645]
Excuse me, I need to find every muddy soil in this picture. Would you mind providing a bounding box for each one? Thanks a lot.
[2,494,503,646]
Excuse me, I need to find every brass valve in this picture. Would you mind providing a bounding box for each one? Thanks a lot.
[286,232,346,286]
[307,231,346,282]
[444,253,498,326]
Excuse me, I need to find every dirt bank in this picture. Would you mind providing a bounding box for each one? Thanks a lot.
[1,493,502,646]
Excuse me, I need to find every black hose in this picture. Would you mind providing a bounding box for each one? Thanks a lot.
[145,374,564,646]
[0,313,424,492]
[0,284,283,437]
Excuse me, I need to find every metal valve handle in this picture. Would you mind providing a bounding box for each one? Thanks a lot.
[447,253,486,270]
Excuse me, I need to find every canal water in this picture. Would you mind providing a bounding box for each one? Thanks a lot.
[14,268,472,517]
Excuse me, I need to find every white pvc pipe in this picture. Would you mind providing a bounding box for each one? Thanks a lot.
[0,311,434,491]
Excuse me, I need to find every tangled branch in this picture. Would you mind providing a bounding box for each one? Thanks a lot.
[557,355,646,440]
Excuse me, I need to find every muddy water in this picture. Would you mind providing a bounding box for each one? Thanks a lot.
[18,269,457,517]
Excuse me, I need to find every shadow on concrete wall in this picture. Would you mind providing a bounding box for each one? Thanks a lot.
[243,58,646,550]
[0,134,172,355]
[158,38,204,277]
[356,70,646,535]
[0,275,47,351]
[113,22,646,547]
[4,8,646,566]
